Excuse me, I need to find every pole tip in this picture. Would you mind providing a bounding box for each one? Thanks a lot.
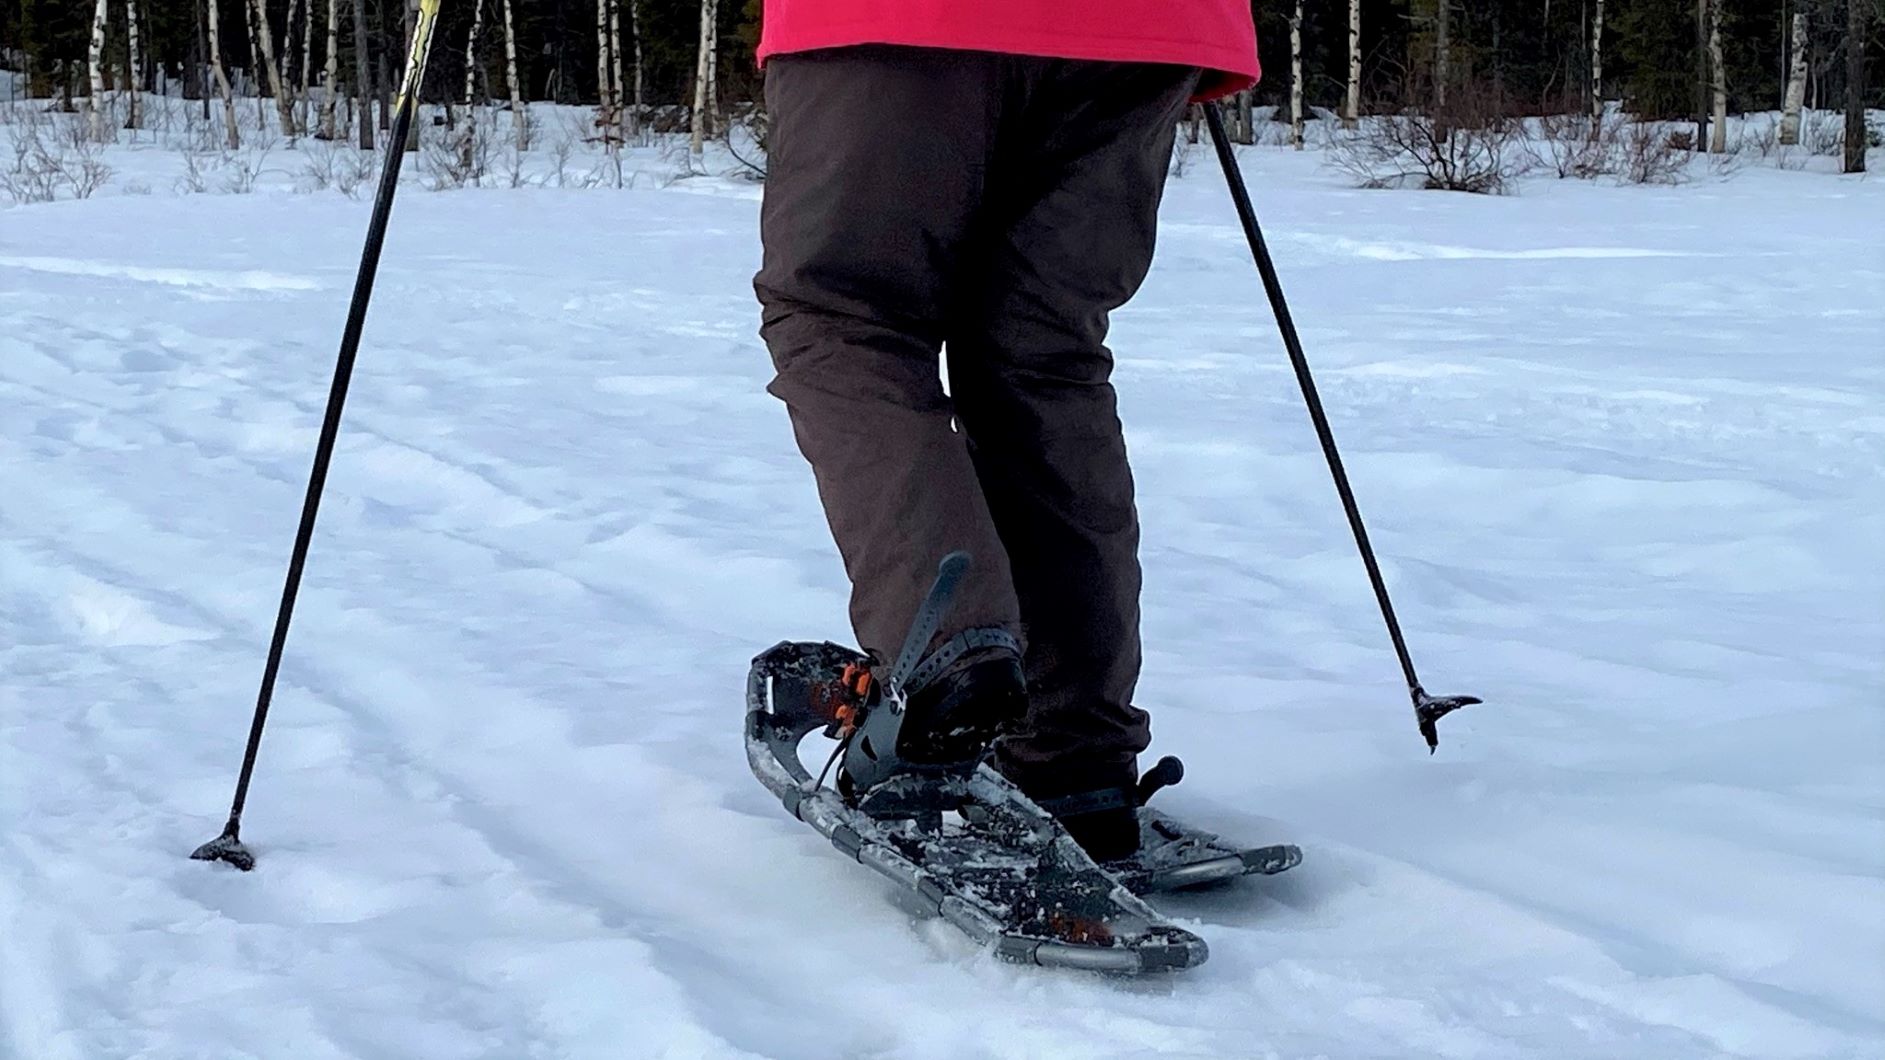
[1414,688,1483,754]
[190,831,256,872]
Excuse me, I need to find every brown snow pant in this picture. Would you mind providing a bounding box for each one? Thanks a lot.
[756,45,1197,781]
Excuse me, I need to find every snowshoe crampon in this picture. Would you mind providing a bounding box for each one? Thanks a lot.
[746,640,1209,974]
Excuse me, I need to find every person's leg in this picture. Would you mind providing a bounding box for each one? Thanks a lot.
[947,61,1197,820]
[755,46,1022,667]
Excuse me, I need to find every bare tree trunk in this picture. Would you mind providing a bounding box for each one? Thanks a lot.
[87,0,110,141]
[1780,11,1809,144]
[1435,0,1450,109]
[243,0,263,126]
[610,0,628,140]
[298,0,315,129]
[207,0,241,148]
[1590,0,1605,120]
[1846,0,1868,173]
[705,4,719,136]
[191,0,208,105]
[319,0,340,138]
[1290,0,1305,149]
[1707,0,1728,152]
[1345,0,1360,128]
[352,0,373,149]
[630,0,645,120]
[500,0,526,149]
[690,0,718,154]
[1695,0,1710,148]
[125,0,144,129]
[463,0,485,106]
[244,0,296,135]
[595,0,617,140]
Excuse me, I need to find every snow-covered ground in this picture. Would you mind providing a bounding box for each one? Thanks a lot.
[2,123,1882,1058]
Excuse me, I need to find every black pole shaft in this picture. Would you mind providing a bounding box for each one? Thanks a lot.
[210,85,424,843]
[1202,104,1422,694]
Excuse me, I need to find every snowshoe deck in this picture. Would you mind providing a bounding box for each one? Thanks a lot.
[746,641,1209,975]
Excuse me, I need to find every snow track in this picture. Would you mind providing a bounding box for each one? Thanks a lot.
[2,160,1880,1058]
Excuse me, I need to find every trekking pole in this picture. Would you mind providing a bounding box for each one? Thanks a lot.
[1202,103,1481,753]
[191,0,447,871]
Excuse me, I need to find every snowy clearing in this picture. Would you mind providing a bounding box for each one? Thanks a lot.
[2,141,1882,1059]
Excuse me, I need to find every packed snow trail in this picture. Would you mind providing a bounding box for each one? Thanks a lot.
[2,157,1881,1059]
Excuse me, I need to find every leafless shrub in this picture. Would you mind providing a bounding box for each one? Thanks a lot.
[660,139,710,187]
[296,140,342,192]
[175,148,212,194]
[421,118,495,190]
[1328,116,1525,193]
[497,142,526,188]
[1619,122,1690,186]
[1327,79,1532,194]
[725,102,767,181]
[1773,144,1809,171]
[335,146,376,199]
[64,134,112,198]
[585,146,630,189]
[219,146,270,194]
[0,110,113,203]
[542,126,576,188]
[1800,111,1844,156]
[1253,119,1298,148]
[2,130,62,203]
[1740,116,1782,159]
[1705,131,1755,179]
[1531,112,1622,179]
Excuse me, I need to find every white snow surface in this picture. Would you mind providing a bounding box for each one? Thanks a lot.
[2,148,1882,1060]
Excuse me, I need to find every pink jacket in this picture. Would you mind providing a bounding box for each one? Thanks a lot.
[756,1,1260,99]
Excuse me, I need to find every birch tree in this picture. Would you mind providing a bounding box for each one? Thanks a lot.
[595,0,618,140]
[319,0,341,139]
[125,0,144,130]
[1707,0,1728,152]
[1345,0,1360,129]
[1290,0,1305,149]
[463,0,484,107]
[87,0,110,141]
[1590,0,1605,120]
[1780,9,1808,145]
[207,0,241,148]
[500,0,526,149]
[691,0,718,154]
[298,0,315,128]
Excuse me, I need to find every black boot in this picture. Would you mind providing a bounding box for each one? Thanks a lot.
[896,653,1026,765]
[838,650,1026,798]
[1005,755,1186,863]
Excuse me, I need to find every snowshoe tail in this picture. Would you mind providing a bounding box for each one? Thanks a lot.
[1106,809,1302,894]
